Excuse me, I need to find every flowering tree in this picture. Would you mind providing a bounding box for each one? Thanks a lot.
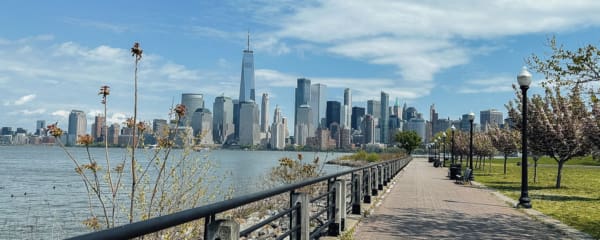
[473,132,495,172]
[508,85,589,188]
[488,126,520,175]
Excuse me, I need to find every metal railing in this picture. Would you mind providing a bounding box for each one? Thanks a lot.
[67,156,412,240]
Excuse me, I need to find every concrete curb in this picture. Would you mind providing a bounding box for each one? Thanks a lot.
[471,181,595,240]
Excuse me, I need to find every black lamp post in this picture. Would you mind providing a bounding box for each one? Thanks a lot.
[442,132,447,167]
[518,67,532,209]
[468,112,475,180]
[451,125,456,165]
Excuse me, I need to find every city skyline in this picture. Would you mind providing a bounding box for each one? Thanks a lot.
[3,1,600,132]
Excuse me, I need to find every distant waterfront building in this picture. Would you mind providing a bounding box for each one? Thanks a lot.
[393,98,401,120]
[380,91,390,144]
[364,114,376,144]
[295,104,313,146]
[239,33,256,103]
[480,109,503,131]
[91,115,105,142]
[191,108,213,144]
[342,88,352,128]
[152,119,168,135]
[67,110,87,146]
[310,83,326,128]
[233,99,240,140]
[35,120,46,136]
[270,105,286,150]
[261,93,269,133]
[239,102,260,146]
[367,100,381,119]
[294,78,311,138]
[351,107,366,132]
[181,93,204,125]
[108,123,120,145]
[406,117,426,143]
[1,127,14,136]
[404,107,418,122]
[213,96,234,144]
[326,101,341,129]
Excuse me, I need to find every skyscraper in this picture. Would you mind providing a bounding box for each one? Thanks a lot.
[239,102,260,146]
[239,33,255,102]
[91,115,106,142]
[181,93,204,125]
[191,108,213,144]
[213,96,234,144]
[67,110,87,146]
[367,100,381,119]
[294,78,311,137]
[295,104,312,146]
[326,101,341,129]
[351,107,366,131]
[270,105,286,150]
[380,91,390,144]
[233,99,240,139]
[480,109,503,131]
[364,114,376,144]
[310,83,326,128]
[342,88,352,128]
[393,98,401,120]
[261,93,269,133]
[35,120,46,136]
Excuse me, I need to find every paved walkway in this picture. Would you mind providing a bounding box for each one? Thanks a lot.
[353,158,573,240]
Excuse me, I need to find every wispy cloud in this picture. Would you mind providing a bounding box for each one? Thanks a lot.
[8,94,37,106]
[63,17,128,33]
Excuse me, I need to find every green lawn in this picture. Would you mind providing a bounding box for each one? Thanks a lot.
[472,159,600,239]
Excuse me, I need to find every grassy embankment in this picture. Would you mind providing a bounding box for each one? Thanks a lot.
[473,156,600,239]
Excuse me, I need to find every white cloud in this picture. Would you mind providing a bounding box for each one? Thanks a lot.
[458,76,516,94]
[51,110,70,118]
[63,17,128,33]
[20,108,46,115]
[14,94,36,105]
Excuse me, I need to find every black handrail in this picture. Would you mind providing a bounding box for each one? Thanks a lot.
[68,156,412,240]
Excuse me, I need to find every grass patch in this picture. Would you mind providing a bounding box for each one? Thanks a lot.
[500,155,600,166]
[338,150,406,162]
[473,161,600,238]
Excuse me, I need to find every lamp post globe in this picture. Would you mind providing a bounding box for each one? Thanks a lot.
[518,67,532,209]
[468,112,475,180]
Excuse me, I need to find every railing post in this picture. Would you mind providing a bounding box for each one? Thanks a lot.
[328,179,344,236]
[371,167,378,196]
[383,164,388,186]
[363,169,372,203]
[352,173,361,214]
[327,178,338,236]
[377,165,384,190]
[206,219,239,240]
[291,192,309,240]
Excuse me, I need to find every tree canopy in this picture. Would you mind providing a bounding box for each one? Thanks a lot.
[395,131,421,154]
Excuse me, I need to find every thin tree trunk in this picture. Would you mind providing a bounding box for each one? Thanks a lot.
[533,156,539,183]
[503,154,508,175]
[556,160,564,188]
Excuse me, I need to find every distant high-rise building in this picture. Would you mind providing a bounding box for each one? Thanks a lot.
[239,102,260,146]
[406,117,426,143]
[480,109,503,131]
[35,120,46,136]
[108,123,120,145]
[213,96,234,144]
[261,93,269,133]
[405,107,418,121]
[326,101,341,129]
[152,119,168,134]
[239,33,256,102]
[181,93,204,125]
[270,105,286,150]
[91,115,106,142]
[393,98,401,120]
[380,91,390,144]
[233,99,240,139]
[67,110,87,146]
[351,107,366,132]
[342,88,352,128]
[294,78,311,137]
[191,108,213,144]
[295,105,312,146]
[367,100,381,120]
[364,115,376,144]
[310,83,327,128]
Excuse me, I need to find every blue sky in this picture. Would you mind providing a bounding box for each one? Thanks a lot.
[2,1,600,133]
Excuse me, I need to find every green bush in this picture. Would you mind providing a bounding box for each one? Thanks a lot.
[366,153,380,162]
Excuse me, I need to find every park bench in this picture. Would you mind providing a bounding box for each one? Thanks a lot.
[455,168,472,185]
